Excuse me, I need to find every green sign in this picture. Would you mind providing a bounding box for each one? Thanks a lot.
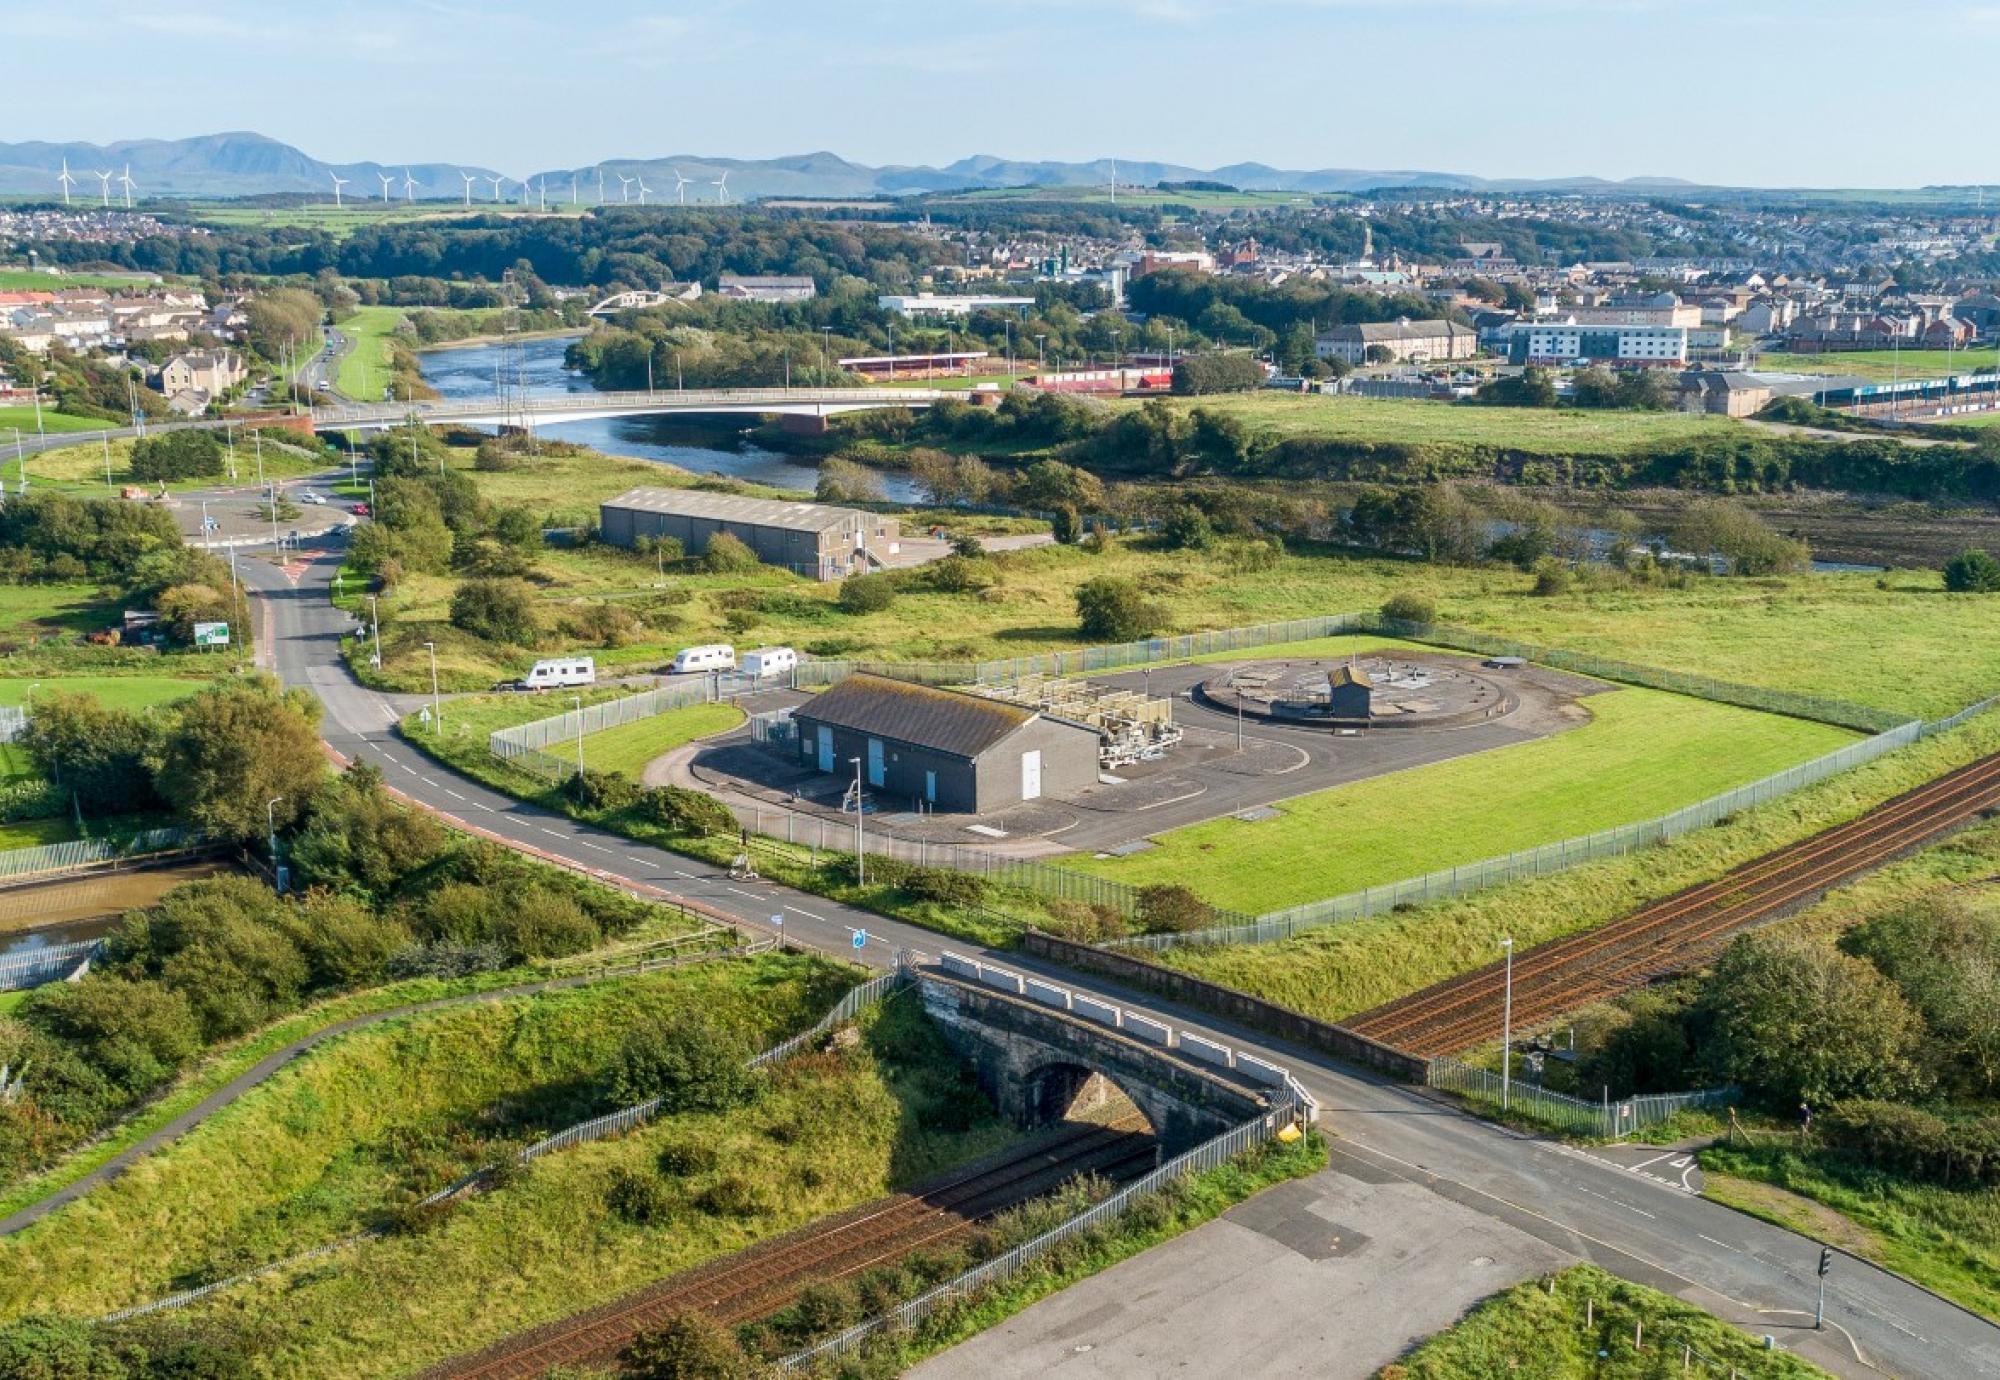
[194,621,230,647]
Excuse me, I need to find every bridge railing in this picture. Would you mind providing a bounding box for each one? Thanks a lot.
[309,385,971,426]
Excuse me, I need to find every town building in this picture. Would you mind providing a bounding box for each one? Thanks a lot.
[789,673,1101,813]
[1314,319,1478,366]
[715,274,816,303]
[875,293,1036,319]
[1506,322,1689,368]
[1565,293,1702,329]
[1675,371,1773,417]
[156,349,245,402]
[597,487,900,580]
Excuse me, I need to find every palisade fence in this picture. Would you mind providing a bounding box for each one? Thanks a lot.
[779,1100,1303,1370]
[0,939,101,994]
[101,959,911,1326]
[0,706,26,744]
[1427,1056,1738,1140]
[0,826,211,885]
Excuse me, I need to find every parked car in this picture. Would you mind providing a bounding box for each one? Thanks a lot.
[670,644,736,674]
[300,491,327,505]
[351,501,370,517]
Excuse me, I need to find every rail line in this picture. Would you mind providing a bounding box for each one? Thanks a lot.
[423,1117,1158,1379]
[1348,747,2000,1058]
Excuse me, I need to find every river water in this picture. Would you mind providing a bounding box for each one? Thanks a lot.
[418,336,918,500]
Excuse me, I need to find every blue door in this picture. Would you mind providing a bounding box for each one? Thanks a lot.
[817,725,834,773]
[867,738,886,788]
[924,770,937,804]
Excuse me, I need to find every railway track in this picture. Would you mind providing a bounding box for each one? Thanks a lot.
[1348,746,2000,1058]
[423,1117,1158,1379]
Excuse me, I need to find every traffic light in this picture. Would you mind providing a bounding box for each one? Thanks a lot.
[1818,1247,1833,1278]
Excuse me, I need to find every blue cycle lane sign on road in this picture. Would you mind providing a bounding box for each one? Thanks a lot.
[852,929,868,950]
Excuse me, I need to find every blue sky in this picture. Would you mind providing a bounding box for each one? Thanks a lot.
[9,0,1998,187]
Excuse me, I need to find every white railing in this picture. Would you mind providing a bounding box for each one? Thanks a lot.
[0,826,210,885]
[1427,1055,1737,1140]
[0,939,102,993]
[310,386,970,427]
[0,706,27,744]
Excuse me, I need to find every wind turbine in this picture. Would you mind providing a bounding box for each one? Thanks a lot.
[328,171,348,208]
[595,166,605,204]
[487,173,505,202]
[402,168,418,203]
[459,171,476,207]
[672,168,690,205]
[538,178,548,212]
[569,172,578,208]
[56,158,75,206]
[377,171,395,203]
[616,173,634,203]
[94,169,113,207]
[712,170,729,204]
[118,165,136,209]
[635,175,651,206]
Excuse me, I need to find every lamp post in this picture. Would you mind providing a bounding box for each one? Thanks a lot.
[1500,936,1516,1111]
[821,326,831,377]
[572,693,586,777]
[266,795,286,893]
[424,640,441,732]
[850,756,865,885]
[367,594,383,667]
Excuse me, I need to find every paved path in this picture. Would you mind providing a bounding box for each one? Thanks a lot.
[205,541,2000,1377]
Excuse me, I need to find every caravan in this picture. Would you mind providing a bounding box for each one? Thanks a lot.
[740,646,798,680]
[670,644,736,674]
[519,657,596,690]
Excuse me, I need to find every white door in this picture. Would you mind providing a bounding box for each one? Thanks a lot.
[1021,750,1042,801]
[867,738,886,788]
[817,725,834,773]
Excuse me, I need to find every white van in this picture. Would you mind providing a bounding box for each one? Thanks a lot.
[671,644,736,675]
[740,646,798,680]
[520,656,596,690]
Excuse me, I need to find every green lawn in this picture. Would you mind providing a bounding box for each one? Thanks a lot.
[0,270,159,291]
[0,676,214,713]
[0,818,78,850]
[0,406,108,437]
[1076,679,1853,912]
[23,429,332,495]
[0,584,118,639]
[334,305,411,401]
[1760,349,2000,383]
[582,702,745,777]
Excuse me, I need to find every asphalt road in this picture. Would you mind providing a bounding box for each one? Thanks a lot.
[240,538,1999,1379]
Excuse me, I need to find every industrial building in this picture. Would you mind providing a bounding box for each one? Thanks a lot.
[597,488,900,580]
[790,674,1102,813]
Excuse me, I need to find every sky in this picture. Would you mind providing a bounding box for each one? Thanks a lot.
[8,0,1999,188]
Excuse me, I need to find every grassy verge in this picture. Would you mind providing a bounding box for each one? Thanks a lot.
[0,406,109,436]
[836,1130,1328,1375]
[1157,709,2000,1024]
[46,978,1020,1379]
[0,674,216,712]
[405,690,743,780]
[1075,683,1852,912]
[333,305,407,401]
[21,430,333,496]
[1701,1143,2000,1324]
[1378,1262,1829,1378]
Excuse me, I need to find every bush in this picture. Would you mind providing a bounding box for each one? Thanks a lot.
[1818,1100,2000,1187]
[836,572,896,615]
[1039,899,1122,944]
[1943,548,2000,594]
[657,1141,719,1176]
[701,532,761,574]
[1171,354,1264,395]
[695,1175,763,1218]
[1136,883,1215,935]
[449,577,539,645]
[489,890,599,960]
[924,554,992,594]
[1050,505,1082,545]
[383,939,508,980]
[1530,557,1572,597]
[901,867,987,907]
[641,785,736,836]
[622,1310,757,1380]
[606,1166,679,1224]
[609,1014,755,1112]
[1379,590,1436,625]
[1074,576,1166,642]
[564,767,641,813]
[1160,505,1215,551]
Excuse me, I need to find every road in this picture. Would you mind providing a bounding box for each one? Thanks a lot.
[239,538,1998,1379]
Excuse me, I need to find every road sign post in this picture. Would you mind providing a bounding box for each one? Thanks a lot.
[852,929,867,951]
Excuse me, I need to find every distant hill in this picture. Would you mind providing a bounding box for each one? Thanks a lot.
[0,131,1704,204]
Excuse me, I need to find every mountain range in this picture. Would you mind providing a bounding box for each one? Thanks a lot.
[0,131,1713,206]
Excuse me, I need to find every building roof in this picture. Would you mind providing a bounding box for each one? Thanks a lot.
[1328,664,1372,690]
[794,674,1038,759]
[601,487,864,534]
[1320,319,1476,343]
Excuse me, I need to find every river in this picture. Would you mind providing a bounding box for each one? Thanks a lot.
[417,336,919,501]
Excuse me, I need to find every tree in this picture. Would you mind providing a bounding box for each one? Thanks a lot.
[622,1311,756,1380]
[491,506,543,552]
[154,582,233,645]
[1669,499,1808,576]
[128,430,224,482]
[609,1015,754,1112]
[1699,933,1930,1106]
[1569,368,1623,410]
[18,976,202,1096]
[1016,459,1105,513]
[151,677,325,843]
[1363,344,1394,365]
[289,764,446,899]
[1160,505,1214,551]
[450,577,539,645]
[1074,577,1166,642]
[814,457,886,504]
[19,692,162,816]
[1475,368,1557,408]
[1171,353,1264,395]
[1943,548,2000,594]
[836,572,895,615]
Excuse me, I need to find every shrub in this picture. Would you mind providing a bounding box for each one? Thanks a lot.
[837,572,896,615]
[785,1280,860,1340]
[1136,883,1216,935]
[1379,590,1436,625]
[472,439,523,472]
[1050,505,1082,545]
[564,767,641,813]
[701,532,761,574]
[1074,576,1166,642]
[1039,899,1121,943]
[1943,548,2000,594]
[449,577,539,646]
[382,939,508,980]
[924,554,992,594]
[622,1310,756,1380]
[1160,505,1215,551]
[489,890,600,960]
[641,785,736,836]
[657,1141,719,1176]
[1530,557,1572,597]
[609,1014,755,1112]
[901,867,987,907]
[1819,1100,2000,1187]
[605,1167,679,1224]
[695,1175,763,1218]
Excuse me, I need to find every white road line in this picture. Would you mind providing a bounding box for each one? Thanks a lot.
[786,907,832,923]
[473,802,496,812]
[443,789,465,801]
[1626,1150,1679,1173]
[579,842,613,854]
[538,827,564,838]
[724,886,759,899]
[1697,1233,1740,1252]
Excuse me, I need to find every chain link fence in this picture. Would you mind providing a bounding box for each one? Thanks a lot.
[1427,1056,1737,1139]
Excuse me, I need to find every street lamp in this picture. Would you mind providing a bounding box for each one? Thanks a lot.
[366,594,383,667]
[267,795,286,893]
[1500,937,1516,1111]
[572,693,586,778]
[850,755,865,885]
[424,640,441,733]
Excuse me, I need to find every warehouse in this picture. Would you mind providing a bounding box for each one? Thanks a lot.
[791,674,1101,814]
[598,487,900,580]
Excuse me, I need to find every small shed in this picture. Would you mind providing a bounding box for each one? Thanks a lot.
[1327,663,1373,720]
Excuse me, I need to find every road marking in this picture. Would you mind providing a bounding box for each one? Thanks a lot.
[473,802,496,812]
[724,886,759,899]
[1697,1233,1741,1253]
[579,842,612,854]
[443,789,465,801]
[785,906,831,923]
[538,827,564,838]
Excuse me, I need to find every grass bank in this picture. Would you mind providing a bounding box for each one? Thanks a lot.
[1077,681,1852,912]
[1379,1262,1829,1378]
[412,690,744,781]
[1157,710,2000,1024]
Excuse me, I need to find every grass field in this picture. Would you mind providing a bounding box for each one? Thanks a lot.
[22,428,332,495]
[582,702,745,776]
[0,405,108,436]
[0,270,161,291]
[1147,392,1745,453]
[1075,676,1851,911]
[407,690,744,780]
[334,305,410,401]
[189,202,578,239]
[1384,1263,1827,1378]
[0,584,118,639]
[0,956,1022,1379]
[1760,349,2000,383]
[1155,709,2000,1027]
[0,818,78,849]
[0,675,215,712]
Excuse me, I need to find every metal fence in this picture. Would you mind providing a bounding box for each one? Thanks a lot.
[780,1101,1301,1370]
[0,939,101,993]
[0,707,26,744]
[1112,718,1924,952]
[487,672,777,783]
[1427,1056,1737,1140]
[0,826,209,885]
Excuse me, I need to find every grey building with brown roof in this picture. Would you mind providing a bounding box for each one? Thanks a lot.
[791,674,1101,813]
[598,487,900,579]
